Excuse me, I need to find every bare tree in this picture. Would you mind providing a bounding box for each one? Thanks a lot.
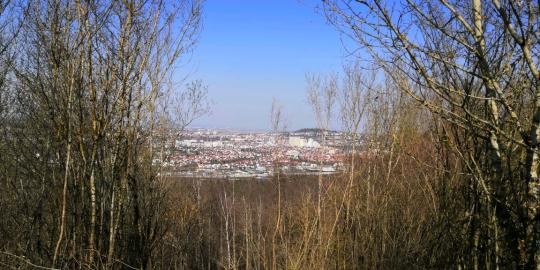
[269,97,287,269]
[324,0,539,268]
[338,62,373,215]
[305,72,338,264]
[0,0,204,268]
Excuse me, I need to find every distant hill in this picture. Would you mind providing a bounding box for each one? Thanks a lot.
[293,128,339,134]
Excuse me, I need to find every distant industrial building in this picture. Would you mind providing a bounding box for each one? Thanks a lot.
[288,136,320,148]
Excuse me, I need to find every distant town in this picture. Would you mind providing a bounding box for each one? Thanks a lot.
[154,128,357,179]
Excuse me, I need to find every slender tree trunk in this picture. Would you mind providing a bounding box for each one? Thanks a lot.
[88,160,96,266]
[526,86,540,269]
[107,187,116,267]
[53,139,71,267]
[53,65,76,267]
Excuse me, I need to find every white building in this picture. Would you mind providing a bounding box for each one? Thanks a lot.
[289,136,305,147]
[306,138,320,148]
[288,136,320,148]
[175,139,197,148]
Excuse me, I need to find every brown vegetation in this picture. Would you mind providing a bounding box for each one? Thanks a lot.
[0,0,539,269]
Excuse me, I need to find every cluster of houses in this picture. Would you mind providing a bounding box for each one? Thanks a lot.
[154,129,348,179]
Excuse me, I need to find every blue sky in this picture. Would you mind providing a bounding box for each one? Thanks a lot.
[182,0,348,131]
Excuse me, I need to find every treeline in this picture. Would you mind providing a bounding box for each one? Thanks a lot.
[0,0,539,269]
